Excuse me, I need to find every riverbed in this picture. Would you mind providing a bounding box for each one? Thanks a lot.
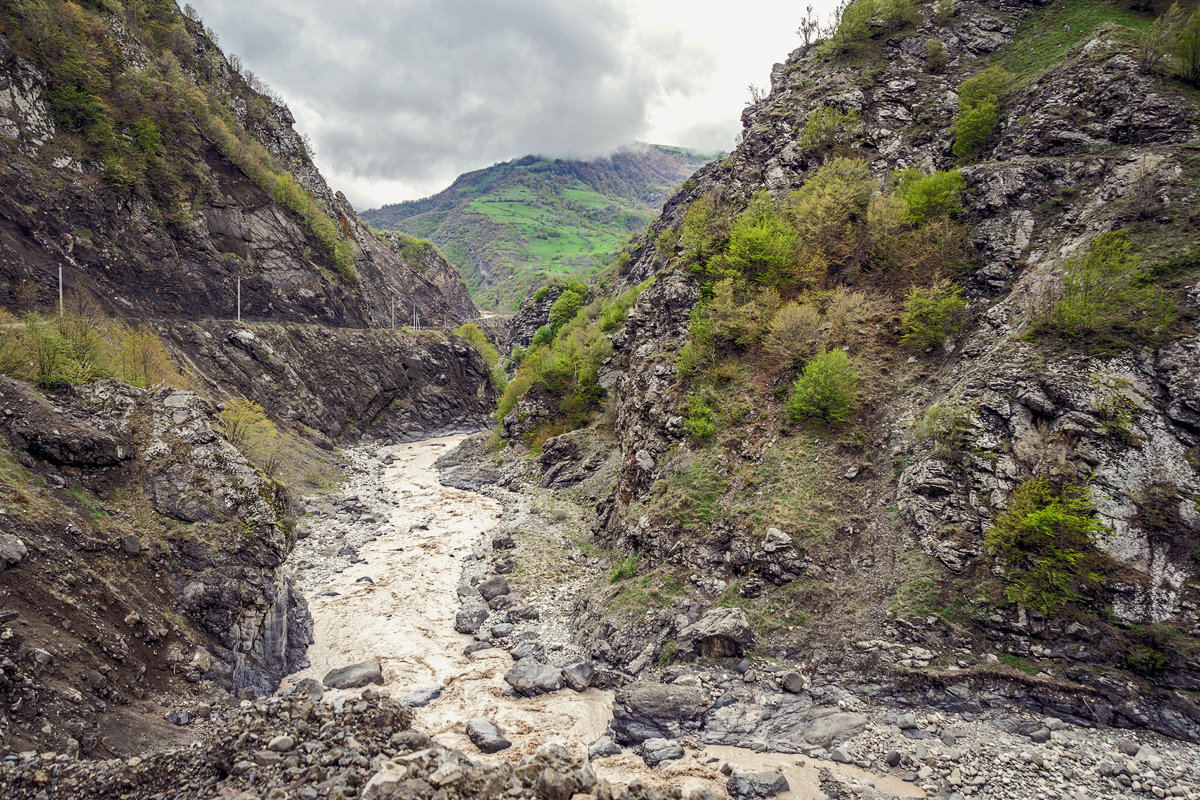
[284,436,924,799]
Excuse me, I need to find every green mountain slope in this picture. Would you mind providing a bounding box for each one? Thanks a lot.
[360,145,718,311]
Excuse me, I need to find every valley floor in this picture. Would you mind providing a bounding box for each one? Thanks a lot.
[279,436,1200,800]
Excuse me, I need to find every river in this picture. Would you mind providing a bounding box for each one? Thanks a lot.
[284,436,924,799]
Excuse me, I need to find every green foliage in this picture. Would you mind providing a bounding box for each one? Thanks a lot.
[655,453,726,532]
[530,325,554,348]
[952,67,1014,160]
[0,310,184,390]
[683,391,718,440]
[786,349,861,423]
[610,554,640,583]
[933,0,955,26]
[820,0,919,56]
[724,193,800,285]
[456,323,506,393]
[1036,231,1175,352]
[680,194,725,277]
[900,280,967,349]
[548,288,587,332]
[220,397,282,477]
[896,169,966,224]
[790,158,874,280]
[494,374,531,421]
[985,477,1110,616]
[798,105,862,152]
[1125,643,1168,675]
[1172,2,1200,85]
[925,37,949,72]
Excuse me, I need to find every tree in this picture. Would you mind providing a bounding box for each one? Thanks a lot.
[797,4,821,47]
[786,349,860,422]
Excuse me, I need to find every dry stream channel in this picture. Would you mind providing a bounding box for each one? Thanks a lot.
[283,436,922,799]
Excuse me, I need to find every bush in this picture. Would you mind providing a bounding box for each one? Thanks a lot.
[494,374,530,421]
[821,0,919,55]
[866,194,912,270]
[724,193,798,284]
[610,554,640,583]
[985,477,1109,615]
[915,400,973,459]
[530,325,553,348]
[1039,231,1174,351]
[764,301,822,367]
[457,322,506,393]
[952,67,1013,160]
[925,37,948,72]
[680,194,724,275]
[220,396,281,476]
[798,105,861,152]
[933,0,955,26]
[683,392,718,440]
[896,169,966,224]
[548,288,586,332]
[791,158,874,276]
[1173,2,1200,86]
[900,280,967,349]
[786,349,860,422]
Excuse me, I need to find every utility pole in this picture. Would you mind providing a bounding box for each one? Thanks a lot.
[390,298,395,330]
[237,276,241,323]
[57,265,63,317]
[412,308,419,330]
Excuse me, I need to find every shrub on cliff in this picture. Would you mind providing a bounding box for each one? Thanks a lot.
[548,288,586,332]
[1035,231,1175,353]
[952,67,1013,160]
[896,169,966,224]
[456,323,506,392]
[220,397,282,476]
[821,0,919,56]
[724,193,799,284]
[798,105,862,152]
[985,477,1109,616]
[786,349,860,422]
[900,280,967,349]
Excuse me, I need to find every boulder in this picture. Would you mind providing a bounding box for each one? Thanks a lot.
[504,658,564,697]
[780,671,805,693]
[454,603,490,634]
[610,683,710,743]
[0,534,27,568]
[323,661,384,689]
[478,575,510,601]
[292,678,325,700]
[466,718,512,754]
[588,737,622,759]
[562,660,596,692]
[677,607,755,659]
[641,738,684,767]
[728,768,790,799]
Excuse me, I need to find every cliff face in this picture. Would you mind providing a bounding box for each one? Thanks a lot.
[488,0,1200,739]
[164,321,495,442]
[0,377,310,755]
[0,2,476,329]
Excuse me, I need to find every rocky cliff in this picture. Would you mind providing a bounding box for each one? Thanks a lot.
[483,0,1200,741]
[0,1,476,329]
[0,376,311,755]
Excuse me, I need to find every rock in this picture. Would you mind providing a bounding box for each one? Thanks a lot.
[267,735,294,752]
[120,535,141,555]
[490,623,514,638]
[804,711,869,748]
[355,576,374,584]
[164,709,190,726]
[885,750,901,767]
[293,678,325,700]
[611,683,710,743]
[504,658,564,697]
[492,533,515,550]
[562,660,596,691]
[0,533,27,568]
[728,768,790,799]
[510,640,537,660]
[1029,727,1051,743]
[464,641,491,655]
[588,737,622,759]
[897,713,918,729]
[454,603,490,634]
[1118,738,1140,757]
[761,527,792,553]
[465,718,511,754]
[399,687,442,708]
[829,744,854,764]
[640,738,684,767]
[323,661,383,689]
[780,671,805,693]
[477,575,510,601]
[677,607,755,659]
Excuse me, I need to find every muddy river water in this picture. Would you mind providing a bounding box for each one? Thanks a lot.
[285,436,923,799]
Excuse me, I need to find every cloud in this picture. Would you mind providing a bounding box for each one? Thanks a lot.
[188,0,720,207]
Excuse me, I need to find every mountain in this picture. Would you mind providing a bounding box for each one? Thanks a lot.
[360,145,718,311]
[0,0,476,330]
[467,0,1200,741]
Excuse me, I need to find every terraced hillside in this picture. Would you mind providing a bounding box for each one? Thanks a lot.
[360,145,717,311]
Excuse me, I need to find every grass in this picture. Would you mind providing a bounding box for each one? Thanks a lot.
[715,580,819,636]
[732,434,840,544]
[993,0,1155,80]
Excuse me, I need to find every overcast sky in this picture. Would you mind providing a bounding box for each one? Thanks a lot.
[187,0,838,209]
